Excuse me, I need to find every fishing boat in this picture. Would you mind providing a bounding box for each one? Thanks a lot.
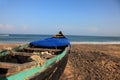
[0,31,70,80]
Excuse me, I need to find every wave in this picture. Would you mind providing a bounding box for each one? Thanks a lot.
[0,34,9,36]
[70,42,120,44]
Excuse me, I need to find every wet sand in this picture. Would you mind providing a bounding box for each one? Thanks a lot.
[0,44,120,80]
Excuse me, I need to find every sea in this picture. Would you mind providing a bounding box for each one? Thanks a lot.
[0,34,120,44]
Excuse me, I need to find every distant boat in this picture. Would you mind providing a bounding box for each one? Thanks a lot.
[0,31,70,80]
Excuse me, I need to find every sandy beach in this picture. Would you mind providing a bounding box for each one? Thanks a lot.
[61,44,120,80]
[0,44,120,80]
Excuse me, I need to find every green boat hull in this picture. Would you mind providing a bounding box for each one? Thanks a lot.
[0,45,69,80]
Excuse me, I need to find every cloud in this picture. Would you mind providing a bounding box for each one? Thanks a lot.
[0,24,15,32]
[0,24,29,34]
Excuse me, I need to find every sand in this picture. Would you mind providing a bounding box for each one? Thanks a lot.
[0,44,20,52]
[0,44,120,80]
[60,44,120,80]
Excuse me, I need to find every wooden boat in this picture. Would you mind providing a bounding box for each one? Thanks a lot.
[0,31,70,80]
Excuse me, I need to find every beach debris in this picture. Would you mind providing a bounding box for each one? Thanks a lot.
[2,47,12,51]
[41,51,52,55]
[33,52,40,54]
[30,55,45,66]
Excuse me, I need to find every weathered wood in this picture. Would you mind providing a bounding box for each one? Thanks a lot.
[24,47,62,52]
[6,61,37,77]
[42,54,56,59]
[10,51,56,59]
[0,62,20,68]
[29,53,68,80]
[29,61,59,80]
[0,32,69,79]
[10,51,34,56]
[0,61,39,78]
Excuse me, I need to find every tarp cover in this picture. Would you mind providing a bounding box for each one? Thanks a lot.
[30,38,70,48]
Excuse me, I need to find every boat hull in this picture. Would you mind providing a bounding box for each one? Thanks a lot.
[29,53,68,80]
[0,46,69,80]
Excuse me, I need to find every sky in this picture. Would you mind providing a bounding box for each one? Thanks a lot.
[0,0,120,36]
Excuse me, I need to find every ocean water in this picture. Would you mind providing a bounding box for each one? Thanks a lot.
[0,34,120,44]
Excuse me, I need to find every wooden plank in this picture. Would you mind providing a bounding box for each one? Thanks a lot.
[0,62,20,68]
[24,47,62,52]
[42,54,56,59]
[10,51,34,56]
[5,61,37,77]
[0,61,42,78]
[29,54,68,80]
[10,51,56,59]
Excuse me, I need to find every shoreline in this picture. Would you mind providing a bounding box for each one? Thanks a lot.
[71,42,120,44]
[1,41,120,45]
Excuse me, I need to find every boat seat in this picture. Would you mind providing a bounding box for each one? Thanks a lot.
[0,62,20,68]
[10,51,35,56]
[24,47,62,52]
[0,61,37,77]
[10,51,56,59]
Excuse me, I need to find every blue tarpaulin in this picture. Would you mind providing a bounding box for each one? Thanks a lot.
[30,38,70,48]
